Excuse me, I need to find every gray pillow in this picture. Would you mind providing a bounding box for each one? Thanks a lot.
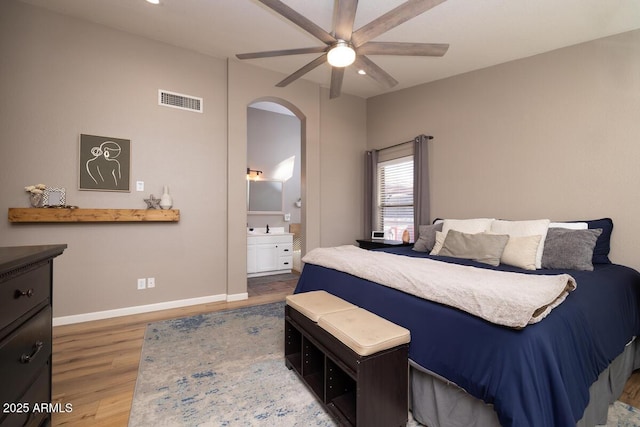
[413,222,443,252]
[438,230,509,266]
[542,228,602,271]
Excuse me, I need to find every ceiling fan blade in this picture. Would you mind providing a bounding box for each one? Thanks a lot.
[357,41,449,57]
[329,67,345,99]
[257,0,336,45]
[351,0,447,47]
[354,55,398,89]
[333,0,359,41]
[276,54,327,87]
[237,46,327,60]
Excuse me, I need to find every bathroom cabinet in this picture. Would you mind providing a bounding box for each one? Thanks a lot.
[247,233,293,277]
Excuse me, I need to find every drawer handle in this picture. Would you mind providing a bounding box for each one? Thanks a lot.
[283,262,290,265]
[15,288,34,298]
[20,341,44,364]
[283,248,290,252]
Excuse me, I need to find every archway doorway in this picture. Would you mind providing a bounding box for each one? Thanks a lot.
[246,98,304,295]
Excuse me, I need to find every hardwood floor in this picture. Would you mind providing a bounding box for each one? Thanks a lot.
[51,276,298,426]
[52,273,640,426]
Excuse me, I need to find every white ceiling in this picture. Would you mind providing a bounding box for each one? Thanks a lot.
[20,0,640,99]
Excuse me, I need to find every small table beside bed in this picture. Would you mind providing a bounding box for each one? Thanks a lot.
[294,218,640,427]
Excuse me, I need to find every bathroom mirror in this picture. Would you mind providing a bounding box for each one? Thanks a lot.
[247,180,284,214]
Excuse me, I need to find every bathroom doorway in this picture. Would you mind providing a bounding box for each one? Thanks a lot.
[246,100,303,295]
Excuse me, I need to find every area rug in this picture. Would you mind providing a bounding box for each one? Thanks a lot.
[129,302,640,426]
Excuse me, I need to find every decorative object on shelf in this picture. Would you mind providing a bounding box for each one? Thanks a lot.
[402,229,411,243]
[144,194,161,209]
[79,134,131,192]
[159,186,173,210]
[25,183,46,207]
[295,198,302,208]
[43,187,66,207]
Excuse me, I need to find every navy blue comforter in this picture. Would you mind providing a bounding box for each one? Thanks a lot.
[294,246,640,427]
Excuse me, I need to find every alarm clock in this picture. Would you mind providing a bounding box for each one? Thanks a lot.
[371,231,385,240]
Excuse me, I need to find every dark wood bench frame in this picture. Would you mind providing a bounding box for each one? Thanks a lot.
[285,304,408,427]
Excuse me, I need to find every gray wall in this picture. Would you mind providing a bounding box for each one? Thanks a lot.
[247,107,301,227]
[368,30,640,269]
[0,0,367,320]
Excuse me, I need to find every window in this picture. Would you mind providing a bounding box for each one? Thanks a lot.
[376,156,414,241]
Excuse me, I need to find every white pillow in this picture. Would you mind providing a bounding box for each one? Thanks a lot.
[500,235,542,270]
[430,231,446,255]
[549,222,588,230]
[442,218,494,236]
[490,219,550,269]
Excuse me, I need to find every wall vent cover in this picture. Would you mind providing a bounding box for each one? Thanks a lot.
[158,90,203,113]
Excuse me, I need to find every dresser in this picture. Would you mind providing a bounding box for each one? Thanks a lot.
[0,244,66,427]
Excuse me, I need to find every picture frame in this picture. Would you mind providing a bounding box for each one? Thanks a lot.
[43,187,66,207]
[79,134,131,192]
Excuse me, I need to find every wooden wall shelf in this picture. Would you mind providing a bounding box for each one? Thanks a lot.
[8,208,180,223]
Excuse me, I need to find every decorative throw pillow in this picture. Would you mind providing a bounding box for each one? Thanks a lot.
[413,222,444,252]
[541,228,602,271]
[499,235,541,270]
[580,218,613,264]
[437,230,509,266]
[442,218,494,236]
[490,219,550,269]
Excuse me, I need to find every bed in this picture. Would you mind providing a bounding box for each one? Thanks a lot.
[294,218,640,427]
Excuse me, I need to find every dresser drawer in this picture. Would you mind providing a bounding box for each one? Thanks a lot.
[277,243,293,257]
[279,256,293,269]
[0,364,50,427]
[0,305,52,407]
[0,262,50,332]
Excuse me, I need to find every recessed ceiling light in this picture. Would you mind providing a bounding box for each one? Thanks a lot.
[357,69,367,75]
[146,0,160,4]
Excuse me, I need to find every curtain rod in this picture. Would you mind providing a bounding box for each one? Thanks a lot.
[376,134,433,152]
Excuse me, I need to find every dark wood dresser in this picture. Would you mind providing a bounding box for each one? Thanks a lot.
[0,244,66,427]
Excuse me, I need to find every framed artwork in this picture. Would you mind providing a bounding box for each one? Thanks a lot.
[79,134,131,192]
[43,187,66,207]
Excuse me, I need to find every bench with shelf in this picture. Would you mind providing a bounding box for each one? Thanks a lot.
[284,292,409,427]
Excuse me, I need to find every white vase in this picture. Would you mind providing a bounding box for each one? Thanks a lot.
[159,186,173,210]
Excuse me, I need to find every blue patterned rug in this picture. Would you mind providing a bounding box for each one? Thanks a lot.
[130,302,640,426]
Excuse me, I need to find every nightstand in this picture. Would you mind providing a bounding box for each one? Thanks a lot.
[356,239,413,250]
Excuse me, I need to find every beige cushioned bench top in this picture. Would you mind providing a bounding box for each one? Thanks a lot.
[318,307,410,356]
[286,290,356,322]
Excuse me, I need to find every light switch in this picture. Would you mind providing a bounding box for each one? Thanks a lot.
[136,181,144,191]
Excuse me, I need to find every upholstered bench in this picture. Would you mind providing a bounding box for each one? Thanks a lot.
[284,291,410,427]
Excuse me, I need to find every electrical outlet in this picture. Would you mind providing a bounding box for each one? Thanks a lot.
[136,181,144,192]
[147,277,155,288]
[284,213,291,221]
[137,278,146,290]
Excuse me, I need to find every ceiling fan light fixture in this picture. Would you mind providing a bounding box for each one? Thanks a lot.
[327,41,356,68]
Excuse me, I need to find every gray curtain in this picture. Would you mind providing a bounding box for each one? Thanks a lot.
[364,150,378,238]
[413,135,431,240]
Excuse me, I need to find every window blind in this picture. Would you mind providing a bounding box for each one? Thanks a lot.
[376,156,414,241]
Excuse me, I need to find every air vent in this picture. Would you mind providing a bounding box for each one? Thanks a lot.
[158,90,203,113]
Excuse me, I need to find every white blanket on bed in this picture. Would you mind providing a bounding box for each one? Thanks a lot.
[302,245,577,328]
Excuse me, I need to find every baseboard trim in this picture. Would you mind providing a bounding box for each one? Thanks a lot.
[53,294,228,326]
[227,292,248,302]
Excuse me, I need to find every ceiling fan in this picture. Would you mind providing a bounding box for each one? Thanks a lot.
[236,0,449,99]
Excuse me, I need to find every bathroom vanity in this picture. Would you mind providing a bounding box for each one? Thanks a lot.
[247,227,293,277]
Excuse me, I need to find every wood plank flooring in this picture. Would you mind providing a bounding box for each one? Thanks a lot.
[51,276,298,426]
[51,273,640,426]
